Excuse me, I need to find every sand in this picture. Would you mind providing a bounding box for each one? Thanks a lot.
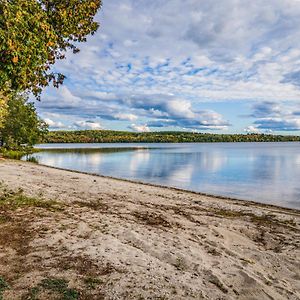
[0,159,299,300]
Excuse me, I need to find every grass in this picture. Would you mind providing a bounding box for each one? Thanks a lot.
[0,185,63,212]
[213,208,297,229]
[25,156,39,163]
[0,215,12,224]
[132,210,172,228]
[74,200,109,212]
[25,278,79,300]
[0,149,27,160]
[84,277,103,290]
[0,147,40,160]
[0,277,10,300]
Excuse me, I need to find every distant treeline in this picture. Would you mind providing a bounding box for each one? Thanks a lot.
[43,130,300,143]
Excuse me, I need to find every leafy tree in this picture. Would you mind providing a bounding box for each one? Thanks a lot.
[0,94,48,149]
[43,130,300,143]
[0,0,101,97]
[0,92,8,129]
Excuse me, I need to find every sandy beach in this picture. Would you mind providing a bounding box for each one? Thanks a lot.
[0,159,299,299]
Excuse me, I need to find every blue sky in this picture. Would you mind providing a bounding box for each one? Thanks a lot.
[36,0,300,134]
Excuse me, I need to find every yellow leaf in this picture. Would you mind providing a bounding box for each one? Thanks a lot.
[46,41,54,47]
[12,56,18,63]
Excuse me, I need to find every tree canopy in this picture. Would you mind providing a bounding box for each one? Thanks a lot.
[0,94,48,148]
[0,0,101,97]
[44,130,300,143]
[0,92,8,129]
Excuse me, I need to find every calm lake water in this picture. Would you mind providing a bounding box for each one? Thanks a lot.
[26,142,300,209]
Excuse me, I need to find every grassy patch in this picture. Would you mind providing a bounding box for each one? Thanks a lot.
[58,255,117,277]
[213,208,244,218]
[25,156,39,164]
[0,186,63,212]
[0,276,10,300]
[74,200,109,212]
[132,211,172,228]
[0,149,28,160]
[84,277,103,290]
[0,219,32,258]
[0,214,12,224]
[0,148,40,160]
[25,278,79,300]
[213,208,297,229]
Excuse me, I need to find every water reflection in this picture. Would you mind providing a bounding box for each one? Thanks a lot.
[27,142,300,209]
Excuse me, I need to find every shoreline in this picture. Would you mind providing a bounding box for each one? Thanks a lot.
[31,160,300,214]
[0,159,300,299]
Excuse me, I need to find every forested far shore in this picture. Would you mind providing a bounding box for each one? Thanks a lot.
[43,130,300,143]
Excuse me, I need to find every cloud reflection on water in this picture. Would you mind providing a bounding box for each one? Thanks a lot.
[30,143,300,209]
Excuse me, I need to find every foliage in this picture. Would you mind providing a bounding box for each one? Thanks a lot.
[0,185,63,211]
[0,148,39,160]
[44,130,300,143]
[0,276,10,300]
[25,156,39,163]
[25,278,79,300]
[0,0,101,154]
[0,149,29,159]
[0,92,8,130]
[84,277,102,290]
[0,0,101,97]
[0,94,48,149]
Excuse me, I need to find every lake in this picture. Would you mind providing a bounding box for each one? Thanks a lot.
[26,142,300,209]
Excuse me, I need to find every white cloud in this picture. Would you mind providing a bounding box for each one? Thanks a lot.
[36,0,300,132]
[74,120,103,130]
[114,113,138,121]
[129,124,150,132]
[47,0,300,103]
[37,89,230,130]
[248,101,300,131]
[44,118,65,129]
[255,118,300,131]
[244,125,261,133]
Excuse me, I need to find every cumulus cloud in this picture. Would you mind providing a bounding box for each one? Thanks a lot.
[249,101,281,118]
[56,0,300,100]
[129,124,150,132]
[37,87,230,130]
[248,101,300,131]
[281,70,300,87]
[44,118,65,129]
[113,113,138,121]
[244,125,261,134]
[74,120,103,130]
[147,109,230,130]
[254,119,300,131]
[36,0,300,132]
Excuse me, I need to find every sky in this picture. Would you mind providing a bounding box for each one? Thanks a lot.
[36,0,300,134]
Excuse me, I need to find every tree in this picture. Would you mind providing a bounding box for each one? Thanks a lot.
[0,92,8,129]
[0,0,101,97]
[0,94,48,149]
